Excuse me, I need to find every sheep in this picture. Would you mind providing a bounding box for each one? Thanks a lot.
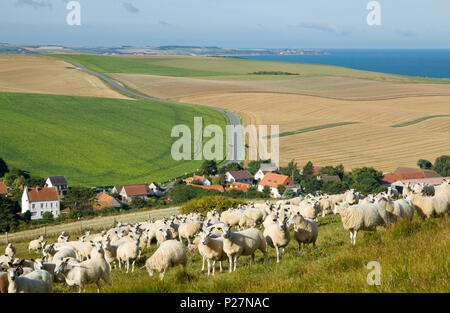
[318,196,334,217]
[238,214,256,230]
[219,211,242,228]
[57,232,69,243]
[102,239,119,269]
[178,220,203,247]
[336,202,391,245]
[165,219,180,239]
[198,230,228,275]
[144,239,187,280]
[263,217,290,263]
[407,194,450,220]
[42,243,78,263]
[7,266,53,293]
[435,179,450,196]
[288,212,318,254]
[28,236,44,253]
[0,268,8,293]
[5,243,16,258]
[156,226,173,247]
[58,241,93,261]
[402,183,414,197]
[0,254,13,268]
[243,207,268,225]
[116,235,140,273]
[32,258,80,282]
[262,211,279,229]
[218,225,268,272]
[54,245,111,293]
[376,197,415,222]
[292,200,320,220]
[413,183,435,196]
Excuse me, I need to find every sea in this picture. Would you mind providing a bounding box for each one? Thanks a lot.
[242,49,450,79]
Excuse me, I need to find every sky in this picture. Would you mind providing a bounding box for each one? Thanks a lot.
[1,0,449,48]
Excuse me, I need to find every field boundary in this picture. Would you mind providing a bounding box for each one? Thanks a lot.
[270,122,360,138]
[391,115,450,127]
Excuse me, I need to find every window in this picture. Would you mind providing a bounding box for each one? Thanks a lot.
[32,204,35,209]
[41,203,43,208]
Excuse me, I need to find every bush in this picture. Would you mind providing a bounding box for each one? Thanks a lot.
[41,211,54,222]
[433,155,450,176]
[417,159,432,169]
[181,196,246,215]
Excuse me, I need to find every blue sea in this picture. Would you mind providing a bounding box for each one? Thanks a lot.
[242,49,450,79]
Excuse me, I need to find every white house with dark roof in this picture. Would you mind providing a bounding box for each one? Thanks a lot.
[225,170,254,184]
[21,186,60,220]
[254,163,279,180]
[45,176,68,196]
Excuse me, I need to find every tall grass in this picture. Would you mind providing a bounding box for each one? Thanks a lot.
[2,213,448,293]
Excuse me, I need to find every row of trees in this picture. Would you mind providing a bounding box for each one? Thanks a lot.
[417,155,450,176]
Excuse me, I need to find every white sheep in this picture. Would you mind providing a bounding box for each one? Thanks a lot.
[218,225,268,272]
[407,193,450,219]
[243,207,268,225]
[263,217,290,263]
[5,243,16,258]
[413,183,435,196]
[28,236,44,253]
[387,186,399,199]
[116,235,140,273]
[288,212,319,254]
[435,179,450,196]
[156,226,173,246]
[144,239,187,280]
[54,245,111,293]
[376,197,415,222]
[336,202,391,245]
[178,220,203,246]
[198,230,228,275]
[7,266,53,293]
[292,200,320,220]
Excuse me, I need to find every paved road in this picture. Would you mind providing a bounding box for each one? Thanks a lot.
[62,58,243,165]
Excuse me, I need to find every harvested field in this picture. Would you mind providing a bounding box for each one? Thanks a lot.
[179,93,450,172]
[0,55,129,99]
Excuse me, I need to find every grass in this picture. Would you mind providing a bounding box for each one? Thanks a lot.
[391,115,450,127]
[271,122,360,138]
[2,213,448,293]
[0,92,227,186]
[52,54,450,83]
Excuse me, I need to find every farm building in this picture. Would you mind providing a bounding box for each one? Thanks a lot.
[225,170,254,184]
[258,172,294,198]
[226,181,251,193]
[21,186,60,220]
[149,182,163,196]
[45,175,68,196]
[254,163,279,180]
[119,184,151,202]
[392,176,450,190]
[317,175,341,183]
[183,175,211,186]
[381,167,441,186]
[187,183,225,192]
[93,192,123,210]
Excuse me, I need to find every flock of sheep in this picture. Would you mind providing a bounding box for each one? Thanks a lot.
[0,179,448,293]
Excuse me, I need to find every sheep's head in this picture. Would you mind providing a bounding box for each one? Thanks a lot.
[217,225,231,239]
[54,258,73,275]
[200,231,211,245]
[7,266,19,281]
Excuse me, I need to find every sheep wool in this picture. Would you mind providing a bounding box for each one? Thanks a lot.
[145,240,187,280]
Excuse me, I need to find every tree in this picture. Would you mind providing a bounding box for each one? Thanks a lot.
[262,186,271,197]
[0,196,19,232]
[301,176,323,194]
[247,160,262,175]
[280,160,301,183]
[200,160,217,175]
[282,188,296,198]
[277,184,286,196]
[62,187,96,213]
[319,164,345,180]
[433,155,450,176]
[417,159,432,169]
[41,211,54,222]
[130,197,146,209]
[302,161,314,177]
[218,162,243,174]
[350,167,383,194]
[0,157,9,177]
[22,210,32,222]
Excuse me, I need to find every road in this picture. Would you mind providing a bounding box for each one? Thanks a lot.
[61,58,243,165]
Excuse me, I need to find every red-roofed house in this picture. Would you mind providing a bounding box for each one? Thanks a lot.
[183,175,211,186]
[188,184,225,192]
[381,168,441,185]
[258,173,294,198]
[0,181,10,197]
[226,182,250,193]
[21,186,60,220]
[93,192,123,210]
[119,184,151,202]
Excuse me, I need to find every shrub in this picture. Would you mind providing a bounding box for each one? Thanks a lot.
[433,155,450,176]
[181,196,246,215]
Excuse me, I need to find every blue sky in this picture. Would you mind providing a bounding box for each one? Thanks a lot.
[1,0,449,48]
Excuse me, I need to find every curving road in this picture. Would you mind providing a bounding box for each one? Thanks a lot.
[61,58,243,165]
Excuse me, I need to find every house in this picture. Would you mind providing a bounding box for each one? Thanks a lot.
[258,173,294,198]
[226,182,250,193]
[149,182,163,196]
[45,176,69,196]
[254,163,279,180]
[225,170,254,184]
[0,181,10,197]
[392,177,450,191]
[317,175,341,183]
[381,168,441,186]
[183,175,211,186]
[21,186,60,220]
[93,192,122,210]
[187,184,225,192]
[119,184,151,202]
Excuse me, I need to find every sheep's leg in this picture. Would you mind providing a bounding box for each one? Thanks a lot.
[96,281,101,293]
[212,260,216,275]
[233,256,238,272]
[228,256,233,273]
[118,259,122,271]
[132,260,135,272]
[275,246,280,263]
[159,268,166,280]
[207,259,211,276]
[219,261,223,272]
[126,260,130,273]
[281,248,285,259]
[298,242,303,255]
[349,231,353,245]
[353,230,358,245]
[201,256,205,272]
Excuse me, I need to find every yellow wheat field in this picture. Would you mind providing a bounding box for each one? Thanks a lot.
[0,55,129,99]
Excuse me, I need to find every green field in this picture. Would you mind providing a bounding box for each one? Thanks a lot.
[2,213,448,293]
[53,54,450,83]
[0,92,227,186]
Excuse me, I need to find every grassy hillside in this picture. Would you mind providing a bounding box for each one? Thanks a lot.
[53,54,448,83]
[2,213,448,293]
[0,92,227,186]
